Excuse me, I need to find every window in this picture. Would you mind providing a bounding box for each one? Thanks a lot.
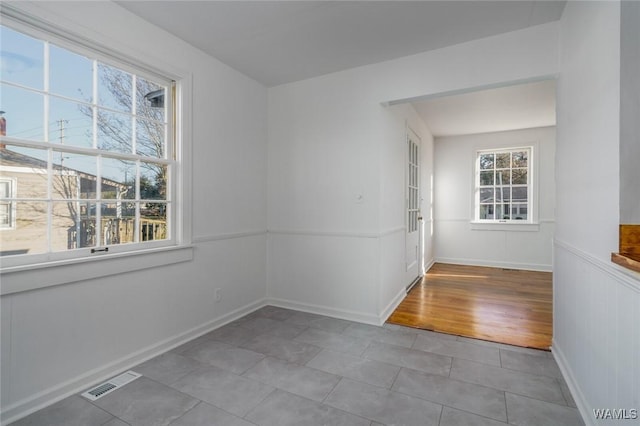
[475,147,531,222]
[0,178,16,229]
[0,23,176,264]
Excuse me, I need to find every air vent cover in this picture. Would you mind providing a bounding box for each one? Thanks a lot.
[81,371,141,401]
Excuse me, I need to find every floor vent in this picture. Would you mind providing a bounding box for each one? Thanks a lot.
[81,371,141,401]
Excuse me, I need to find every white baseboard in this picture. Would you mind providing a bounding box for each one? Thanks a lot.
[424,258,435,273]
[434,256,552,272]
[552,341,594,426]
[380,287,408,325]
[1,299,267,426]
[266,297,380,325]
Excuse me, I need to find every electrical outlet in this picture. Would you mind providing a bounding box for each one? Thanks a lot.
[214,288,222,302]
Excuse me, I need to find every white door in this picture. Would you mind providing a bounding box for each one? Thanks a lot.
[405,128,422,286]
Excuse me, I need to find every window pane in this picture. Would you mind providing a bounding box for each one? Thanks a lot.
[97,63,132,113]
[479,188,494,203]
[513,187,528,202]
[0,181,10,198]
[479,153,494,170]
[0,203,10,226]
[136,77,166,122]
[140,202,167,241]
[96,109,133,154]
[50,44,92,101]
[498,187,511,201]
[496,203,510,220]
[496,153,510,169]
[512,169,527,185]
[0,201,48,256]
[101,157,135,200]
[497,170,510,185]
[136,117,165,158]
[480,171,494,186]
[511,204,528,220]
[513,151,528,167]
[140,162,167,200]
[1,146,48,199]
[52,151,97,199]
[1,84,44,141]
[0,26,44,90]
[101,201,136,245]
[49,96,93,148]
[479,204,494,220]
[54,201,97,250]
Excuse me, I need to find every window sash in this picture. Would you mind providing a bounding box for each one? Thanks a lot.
[475,147,532,223]
[0,19,177,267]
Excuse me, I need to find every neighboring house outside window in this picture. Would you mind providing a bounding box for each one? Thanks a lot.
[475,147,532,222]
[0,22,177,265]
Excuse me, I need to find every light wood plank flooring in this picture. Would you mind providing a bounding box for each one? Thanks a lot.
[387,263,553,350]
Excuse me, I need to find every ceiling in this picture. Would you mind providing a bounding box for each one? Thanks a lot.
[117,1,567,87]
[411,79,557,137]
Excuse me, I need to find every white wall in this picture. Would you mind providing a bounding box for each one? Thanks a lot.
[554,1,640,425]
[620,0,640,223]
[434,127,556,271]
[267,22,559,323]
[0,2,268,424]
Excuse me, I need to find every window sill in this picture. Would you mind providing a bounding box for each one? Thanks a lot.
[470,221,540,232]
[0,245,193,296]
[611,252,640,274]
[612,225,640,274]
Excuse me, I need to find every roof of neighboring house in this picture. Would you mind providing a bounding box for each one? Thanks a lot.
[0,148,49,169]
[0,148,127,189]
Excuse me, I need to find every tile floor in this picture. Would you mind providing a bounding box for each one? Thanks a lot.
[12,306,584,426]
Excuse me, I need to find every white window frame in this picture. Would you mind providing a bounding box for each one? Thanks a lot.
[0,178,17,230]
[471,144,539,232]
[0,6,193,295]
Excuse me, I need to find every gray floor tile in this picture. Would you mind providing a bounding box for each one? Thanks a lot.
[306,349,400,389]
[170,401,255,426]
[245,389,369,426]
[499,349,563,378]
[102,419,130,426]
[234,317,306,339]
[241,334,322,364]
[306,316,355,333]
[251,306,296,321]
[343,323,417,348]
[457,337,551,357]
[204,324,263,346]
[416,328,459,341]
[284,311,327,327]
[324,378,442,426]
[559,379,577,408]
[294,328,370,356]
[363,341,451,376]
[11,395,113,426]
[450,359,565,404]
[242,357,340,401]
[134,352,206,386]
[413,334,501,366]
[182,340,264,374]
[392,367,507,421]
[439,406,508,426]
[171,365,275,417]
[505,393,584,426]
[92,377,198,426]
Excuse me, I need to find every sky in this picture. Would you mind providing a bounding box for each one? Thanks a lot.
[1,24,167,185]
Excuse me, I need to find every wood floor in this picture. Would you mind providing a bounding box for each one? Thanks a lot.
[387,263,553,350]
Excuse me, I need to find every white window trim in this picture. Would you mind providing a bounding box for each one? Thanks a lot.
[470,142,539,230]
[0,5,193,294]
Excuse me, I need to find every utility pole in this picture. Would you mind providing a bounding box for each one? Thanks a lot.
[57,119,68,166]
